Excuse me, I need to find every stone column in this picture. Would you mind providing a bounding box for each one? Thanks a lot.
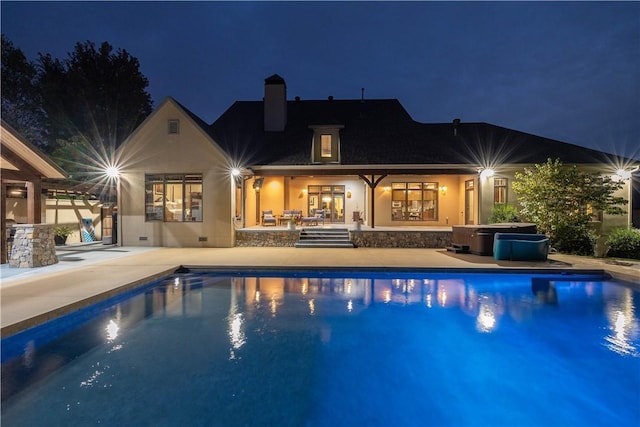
[8,224,59,268]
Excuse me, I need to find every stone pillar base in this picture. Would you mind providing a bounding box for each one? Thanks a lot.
[9,224,59,268]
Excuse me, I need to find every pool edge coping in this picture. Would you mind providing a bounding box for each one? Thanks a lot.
[0,267,177,339]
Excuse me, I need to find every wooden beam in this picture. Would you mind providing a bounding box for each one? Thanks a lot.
[0,145,43,180]
[1,168,40,182]
[26,180,42,224]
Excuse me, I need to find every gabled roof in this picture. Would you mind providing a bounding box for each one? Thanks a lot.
[209,97,633,170]
[119,96,225,157]
[0,120,67,180]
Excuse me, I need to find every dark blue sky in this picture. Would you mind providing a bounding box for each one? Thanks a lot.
[2,1,639,158]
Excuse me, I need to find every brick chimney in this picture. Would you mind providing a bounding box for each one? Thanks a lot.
[264,74,287,132]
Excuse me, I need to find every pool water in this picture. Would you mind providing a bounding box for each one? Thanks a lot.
[2,271,639,426]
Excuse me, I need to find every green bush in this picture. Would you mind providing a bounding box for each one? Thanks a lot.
[606,228,640,260]
[551,224,596,256]
[54,225,75,237]
[488,204,519,223]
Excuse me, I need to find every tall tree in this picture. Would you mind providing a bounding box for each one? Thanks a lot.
[1,35,47,148]
[38,41,153,173]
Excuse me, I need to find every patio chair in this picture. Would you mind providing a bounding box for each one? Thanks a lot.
[301,209,324,226]
[261,210,277,226]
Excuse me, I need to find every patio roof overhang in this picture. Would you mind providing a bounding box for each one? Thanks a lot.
[1,121,67,180]
[249,164,480,177]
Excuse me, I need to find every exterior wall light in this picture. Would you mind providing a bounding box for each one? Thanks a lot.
[252,177,264,191]
[231,168,241,177]
[440,186,448,196]
[479,168,495,180]
[612,167,638,182]
[105,165,120,179]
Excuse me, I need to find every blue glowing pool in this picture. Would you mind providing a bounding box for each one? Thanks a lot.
[2,271,639,426]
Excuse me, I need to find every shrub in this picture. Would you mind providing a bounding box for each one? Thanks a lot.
[606,228,640,260]
[551,223,596,256]
[488,204,519,223]
[54,225,75,237]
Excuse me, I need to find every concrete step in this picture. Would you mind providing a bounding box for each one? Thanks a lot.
[296,228,355,248]
[446,243,469,254]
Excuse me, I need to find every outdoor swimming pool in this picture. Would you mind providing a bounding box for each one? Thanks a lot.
[2,271,639,426]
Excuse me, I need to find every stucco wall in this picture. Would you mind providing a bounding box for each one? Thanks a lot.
[117,99,234,247]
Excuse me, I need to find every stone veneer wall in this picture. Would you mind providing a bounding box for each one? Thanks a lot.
[235,229,452,248]
[235,230,300,247]
[351,230,452,248]
[9,224,59,268]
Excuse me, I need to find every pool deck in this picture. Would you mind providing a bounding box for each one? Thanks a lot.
[1,245,639,338]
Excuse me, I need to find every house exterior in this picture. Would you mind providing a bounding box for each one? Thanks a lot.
[116,74,638,248]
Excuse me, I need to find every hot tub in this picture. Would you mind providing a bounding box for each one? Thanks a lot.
[450,223,537,256]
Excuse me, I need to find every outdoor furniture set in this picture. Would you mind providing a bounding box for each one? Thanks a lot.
[262,209,325,226]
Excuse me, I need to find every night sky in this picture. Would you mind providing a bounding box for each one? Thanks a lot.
[2,1,639,159]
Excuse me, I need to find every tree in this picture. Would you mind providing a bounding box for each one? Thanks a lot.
[38,40,153,174]
[512,158,626,254]
[1,35,47,148]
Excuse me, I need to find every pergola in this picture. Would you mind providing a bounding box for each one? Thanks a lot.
[1,120,67,263]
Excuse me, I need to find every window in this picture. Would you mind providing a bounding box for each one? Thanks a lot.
[391,182,438,221]
[493,177,507,204]
[168,119,180,134]
[310,125,342,163]
[145,174,202,222]
[321,135,332,157]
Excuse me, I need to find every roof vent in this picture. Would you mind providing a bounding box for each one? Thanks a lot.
[295,96,300,102]
[328,96,334,101]
[453,118,461,137]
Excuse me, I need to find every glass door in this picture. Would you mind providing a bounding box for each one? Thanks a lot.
[308,185,345,223]
[333,194,344,222]
[465,180,475,225]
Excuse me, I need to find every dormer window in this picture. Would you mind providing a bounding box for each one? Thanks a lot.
[310,125,343,163]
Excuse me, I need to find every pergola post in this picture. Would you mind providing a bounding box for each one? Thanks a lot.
[26,180,42,224]
[359,174,387,229]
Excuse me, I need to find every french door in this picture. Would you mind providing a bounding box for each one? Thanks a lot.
[307,185,345,223]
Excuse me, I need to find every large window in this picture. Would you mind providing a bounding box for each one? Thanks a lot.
[391,182,438,221]
[145,174,202,222]
[493,177,507,204]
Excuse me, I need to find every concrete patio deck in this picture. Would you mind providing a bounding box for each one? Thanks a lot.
[1,245,638,338]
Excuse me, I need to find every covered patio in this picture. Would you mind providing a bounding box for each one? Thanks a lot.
[1,120,67,263]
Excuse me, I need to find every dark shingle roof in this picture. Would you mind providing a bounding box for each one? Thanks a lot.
[208,98,631,168]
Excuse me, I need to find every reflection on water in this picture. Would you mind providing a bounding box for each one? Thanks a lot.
[2,272,639,406]
[605,287,639,356]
